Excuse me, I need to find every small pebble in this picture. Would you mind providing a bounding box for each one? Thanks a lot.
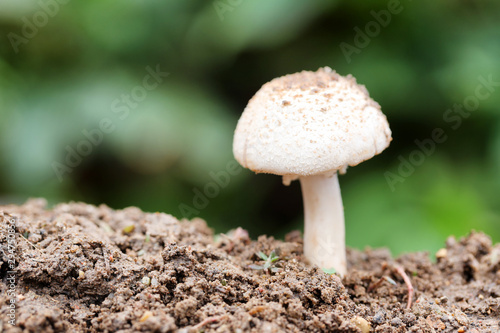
[436,248,448,259]
[402,313,416,325]
[441,315,452,322]
[446,236,456,247]
[351,316,370,333]
[139,311,153,322]
[373,311,385,324]
[123,225,135,234]
[142,276,151,286]
[390,317,403,327]
[78,270,85,279]
[454,310,470,326]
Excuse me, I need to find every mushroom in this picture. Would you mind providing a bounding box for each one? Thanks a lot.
[233,67,391,276]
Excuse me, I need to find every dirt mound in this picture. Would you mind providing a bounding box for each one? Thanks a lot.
[1,199,499,332]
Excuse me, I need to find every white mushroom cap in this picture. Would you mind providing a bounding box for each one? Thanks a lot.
[233,67,391,178]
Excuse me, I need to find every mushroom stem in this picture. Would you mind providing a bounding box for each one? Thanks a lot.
[300,172,346,276]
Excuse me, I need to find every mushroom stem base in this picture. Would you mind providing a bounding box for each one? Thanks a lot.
[300,173,346,276]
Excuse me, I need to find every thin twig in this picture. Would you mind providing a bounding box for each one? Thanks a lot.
[368,265,414,309]
[368,275,396,292]
[19,234,40,251]
[192,314,228,330]
[395,265,414,309]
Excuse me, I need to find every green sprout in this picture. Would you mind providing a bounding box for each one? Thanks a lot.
[248,250,282,274]
[322,267,337,275]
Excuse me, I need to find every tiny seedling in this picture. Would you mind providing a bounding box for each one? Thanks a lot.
[322,267,337,275]
[249,250,282,274]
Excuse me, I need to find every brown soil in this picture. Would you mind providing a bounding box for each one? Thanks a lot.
[0,199,499,332]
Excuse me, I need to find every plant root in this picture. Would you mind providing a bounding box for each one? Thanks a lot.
[368,264,414,310]
[395,265,414,310]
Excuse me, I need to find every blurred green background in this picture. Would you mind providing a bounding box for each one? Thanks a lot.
[1,0,499,256]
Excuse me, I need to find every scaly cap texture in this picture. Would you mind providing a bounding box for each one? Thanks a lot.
[233,67,392,177]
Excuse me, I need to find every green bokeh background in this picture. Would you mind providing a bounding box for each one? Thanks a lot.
[1,0,499,256]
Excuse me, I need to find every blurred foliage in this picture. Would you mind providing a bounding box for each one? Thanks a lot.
[1,0,499,256]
